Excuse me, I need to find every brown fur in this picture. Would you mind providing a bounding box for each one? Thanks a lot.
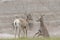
[19,18,29,37]
[34,15,49,37]
[13,18,29,38]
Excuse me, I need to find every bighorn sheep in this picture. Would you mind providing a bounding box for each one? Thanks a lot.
[26,14,33,30]
[33,15,49,37]
[12,16,29,38]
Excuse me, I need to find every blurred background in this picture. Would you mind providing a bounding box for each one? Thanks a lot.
[0,0,60,38]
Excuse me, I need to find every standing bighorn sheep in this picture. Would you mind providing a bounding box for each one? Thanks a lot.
[12,16,29,38]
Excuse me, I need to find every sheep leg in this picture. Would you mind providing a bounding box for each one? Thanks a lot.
[18,27,21,38]
[15,27,17,38]
[26,28,27,37]
[33,32,39,38]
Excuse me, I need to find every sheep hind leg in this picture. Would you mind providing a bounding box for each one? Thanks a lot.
[15,27,17,38]
[25,28,27,37]
[18,26,21,38]
[37,33,43,37]
[33,32,40,38]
